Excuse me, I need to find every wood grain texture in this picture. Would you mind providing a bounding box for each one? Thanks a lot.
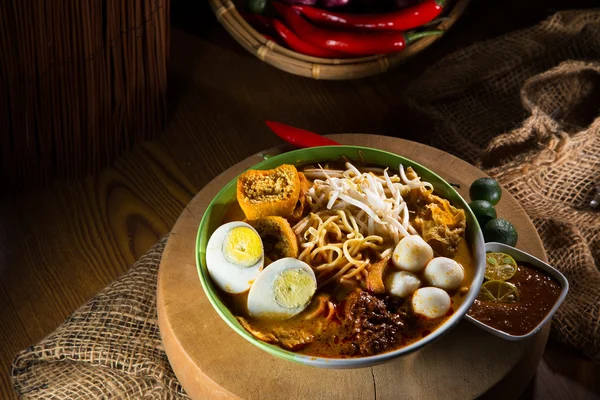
[157,134,551,400]
[2,0,600,398]
[0,0,169,189]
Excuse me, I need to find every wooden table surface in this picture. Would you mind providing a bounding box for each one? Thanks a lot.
[1,0,599,398]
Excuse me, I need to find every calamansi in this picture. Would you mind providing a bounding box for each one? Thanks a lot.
[485,252,518,281]
[477,280,520,303]
[483,218,518,247]
[468,177,519,246]
[477,252,519,303]
[469,178,502,205]
[469,200,497,227]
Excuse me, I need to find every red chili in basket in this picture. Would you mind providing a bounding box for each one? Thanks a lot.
[273,2,443,56]
[262,33,281,44]
[273,20,348,58]
[293,0,446,31]
[240,12,277,35]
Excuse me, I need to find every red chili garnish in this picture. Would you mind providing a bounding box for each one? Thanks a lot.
[265,121,340,148]
[273,2,443,56]
[293,0,446,32]
[272,20,348,58]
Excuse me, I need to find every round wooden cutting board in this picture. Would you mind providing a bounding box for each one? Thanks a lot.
[157,134,549,400]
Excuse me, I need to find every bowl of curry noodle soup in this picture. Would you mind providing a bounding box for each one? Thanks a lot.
[196,146,486,368]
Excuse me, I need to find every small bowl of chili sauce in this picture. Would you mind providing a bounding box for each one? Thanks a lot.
[465,242,569,341]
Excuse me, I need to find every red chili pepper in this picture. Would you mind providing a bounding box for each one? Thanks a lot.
[272,20,348,58]
[262,33,285,46]
[265,121,340,148]
[273,2,443,56]
[293,0,446,32]
[240,13,276,35]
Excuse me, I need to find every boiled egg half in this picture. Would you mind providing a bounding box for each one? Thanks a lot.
[206,221,264,294]
[247,258,317,321]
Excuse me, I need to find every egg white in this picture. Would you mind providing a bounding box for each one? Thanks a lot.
[392,235,434,273]
[247,257,317,321]
[412,287,451,319]
[424,257,464,291]
[206,221,264,294]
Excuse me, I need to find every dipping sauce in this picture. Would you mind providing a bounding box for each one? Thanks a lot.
[467,261,561,336]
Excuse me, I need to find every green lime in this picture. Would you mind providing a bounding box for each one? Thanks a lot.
[469,200,497,227]
[482,219,518,246]
[485,252,518,281]
[477,280,520,303]
[470,178,502,205]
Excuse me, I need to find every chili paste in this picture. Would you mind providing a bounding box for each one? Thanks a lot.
[468,262,561,336]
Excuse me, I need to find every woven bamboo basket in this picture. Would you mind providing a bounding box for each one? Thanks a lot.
[209,0,469,80]
[0,0,170,189]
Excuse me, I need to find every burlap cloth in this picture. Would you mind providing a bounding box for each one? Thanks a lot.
[12,9,600,399]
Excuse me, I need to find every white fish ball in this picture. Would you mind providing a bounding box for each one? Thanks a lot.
[385,271,421,298]
[412,287,451,319]
[392,235,434,273]
[424,257,464,291]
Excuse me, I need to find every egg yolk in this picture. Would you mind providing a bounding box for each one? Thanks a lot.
[273,268,316,309]
[222,227,262,268]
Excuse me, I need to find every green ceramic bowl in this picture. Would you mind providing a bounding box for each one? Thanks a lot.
[196,146,486,369]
